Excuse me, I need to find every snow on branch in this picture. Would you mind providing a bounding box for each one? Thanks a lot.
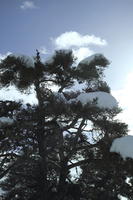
[0,117,14,127]
[110,135,133,160]
[69,91,118,109]
[79,54,108,67]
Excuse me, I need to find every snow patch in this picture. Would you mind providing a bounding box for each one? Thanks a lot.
[0,85,38,105]
[118,195,128,200]
[79,53,106,65]
[110,135,133,160]
[69,91,118,109]
[53,92,67,103]
[0,117,14,126]
[0,52,12,61]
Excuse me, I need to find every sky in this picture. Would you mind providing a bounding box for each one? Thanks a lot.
[0,0,133,132]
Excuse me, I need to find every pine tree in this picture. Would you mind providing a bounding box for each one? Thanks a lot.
[0,51,130,200]
[78,120,133,200]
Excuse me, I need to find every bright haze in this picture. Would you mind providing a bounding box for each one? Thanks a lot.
[0,0,133,132]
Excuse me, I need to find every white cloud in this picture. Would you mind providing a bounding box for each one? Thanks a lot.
[112,72,133,133]
[73,47,93,63]
[51,31,107,64]
[53,31,107,49]
[20,1,38,10]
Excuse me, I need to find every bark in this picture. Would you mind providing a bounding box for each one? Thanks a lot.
[34,80,48,200]
[58,161,69,200]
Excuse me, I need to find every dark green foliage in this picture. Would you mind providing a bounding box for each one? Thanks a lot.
[0,50,131,200]
[45,50,75,91]
[0,54,45,90]
[0,56,34,88]
[96,81,111,93]
[76,54,109,82]
[80,149,133,200]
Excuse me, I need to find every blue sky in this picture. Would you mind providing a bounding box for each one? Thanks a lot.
[1,0,133,132]
[0,0,133,88]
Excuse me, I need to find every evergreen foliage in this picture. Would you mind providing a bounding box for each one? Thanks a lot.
[0,50,132,200]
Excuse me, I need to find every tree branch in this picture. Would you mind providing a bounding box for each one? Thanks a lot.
[68,159,90,169]
[0,162,16,179]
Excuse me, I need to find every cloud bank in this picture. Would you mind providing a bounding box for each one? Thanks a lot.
[53,31,107,49]
[52,31,107,63]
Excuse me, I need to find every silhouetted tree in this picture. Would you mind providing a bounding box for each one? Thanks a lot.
[0,51,130,200]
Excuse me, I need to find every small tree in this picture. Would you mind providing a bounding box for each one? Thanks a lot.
[0,51,130,200]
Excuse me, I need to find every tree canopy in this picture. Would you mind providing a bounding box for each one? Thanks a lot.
[0,50,132,200]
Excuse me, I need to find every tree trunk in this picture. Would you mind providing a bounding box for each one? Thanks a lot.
[37,130,48,200]
[35,81,48,200]
[58,162,69,200]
